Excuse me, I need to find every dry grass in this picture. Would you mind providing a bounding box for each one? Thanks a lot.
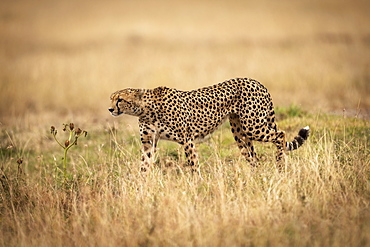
[1,114,369,246]
[1,0,370,246]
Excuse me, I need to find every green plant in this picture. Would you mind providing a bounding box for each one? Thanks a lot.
[50,123,87,180]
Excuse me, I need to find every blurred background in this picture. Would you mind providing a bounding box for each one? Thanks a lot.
[1,0,369,125]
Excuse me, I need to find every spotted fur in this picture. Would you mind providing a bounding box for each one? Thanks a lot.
[109,78,310,173]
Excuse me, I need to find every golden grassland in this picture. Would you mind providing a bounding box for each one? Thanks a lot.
[1,0,370,246]
[0,113,369,246]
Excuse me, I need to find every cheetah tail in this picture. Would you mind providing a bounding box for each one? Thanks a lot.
[286,126,310,151]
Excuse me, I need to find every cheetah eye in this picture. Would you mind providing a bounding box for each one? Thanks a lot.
[117,98,123,103]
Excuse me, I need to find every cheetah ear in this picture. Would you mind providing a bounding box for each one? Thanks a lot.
[135,89,145,100]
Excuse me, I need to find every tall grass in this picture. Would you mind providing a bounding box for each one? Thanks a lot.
[0,112,369,246]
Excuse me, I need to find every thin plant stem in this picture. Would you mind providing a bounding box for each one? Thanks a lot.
[50,124,87,182]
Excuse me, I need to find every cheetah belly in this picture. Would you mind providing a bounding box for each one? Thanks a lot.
[158,127,180,142]
[155,115,228,144]
[189,114,229,143]
[192,116,228,143]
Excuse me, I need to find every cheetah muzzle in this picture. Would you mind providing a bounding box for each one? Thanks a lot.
[109,78,310,173]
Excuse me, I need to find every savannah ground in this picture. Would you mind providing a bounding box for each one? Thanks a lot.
[1,0,370,246]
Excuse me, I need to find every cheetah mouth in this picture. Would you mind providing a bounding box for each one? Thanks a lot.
[110,111,123,117]
[108,108,123,117]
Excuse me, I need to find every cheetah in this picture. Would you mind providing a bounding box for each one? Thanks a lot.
[109,78,310,173]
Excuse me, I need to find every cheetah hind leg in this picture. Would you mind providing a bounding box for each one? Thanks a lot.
[229,116,258,167]
[267,126,310,171]
[249,129,287,171]
[234,133,258,167]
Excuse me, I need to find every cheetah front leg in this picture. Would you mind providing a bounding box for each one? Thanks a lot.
[183,141,200,174]
[139,123,158,172]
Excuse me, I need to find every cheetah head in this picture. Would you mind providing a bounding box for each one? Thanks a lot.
[108,88,144,117]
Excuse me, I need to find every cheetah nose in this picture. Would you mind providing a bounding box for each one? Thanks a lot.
[108,108,114,112]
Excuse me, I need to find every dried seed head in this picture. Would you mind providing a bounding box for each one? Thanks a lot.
[16,158,23,165]
[75,128,82,136]
[51,126,56,134]
[69,123,74,131]
[65,140,70,147]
